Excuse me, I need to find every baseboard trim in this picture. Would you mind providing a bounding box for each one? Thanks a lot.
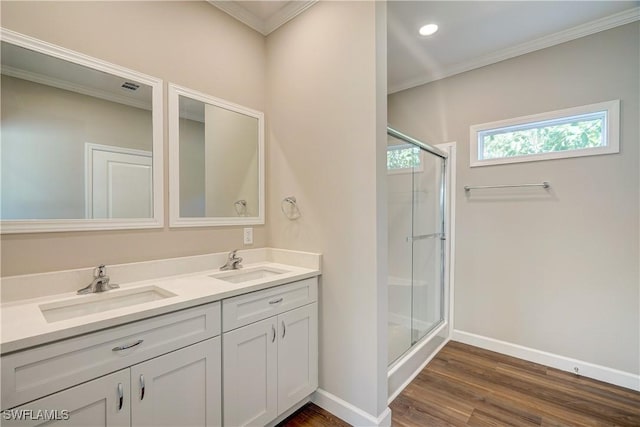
[452,329,640,392]
[388,336,449,404]
[312,389,392,427]
[387,321,449,403]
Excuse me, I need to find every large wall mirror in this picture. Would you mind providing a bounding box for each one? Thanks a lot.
[168,84,264,227]
[0,29,163,233]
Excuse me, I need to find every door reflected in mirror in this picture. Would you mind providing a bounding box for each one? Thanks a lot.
[0,30,163,233]
[169,84,264,227]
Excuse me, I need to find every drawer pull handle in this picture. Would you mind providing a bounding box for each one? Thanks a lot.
[112,339,144,352]
[282,320,286,339]
[271,324,276,343]
[140,374,145,400]
[117,383,124,411]
[269,298,283,305]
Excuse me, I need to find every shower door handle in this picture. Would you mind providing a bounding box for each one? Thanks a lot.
[406,233,445,242]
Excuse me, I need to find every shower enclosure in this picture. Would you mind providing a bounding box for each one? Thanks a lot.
[387,127,447,367]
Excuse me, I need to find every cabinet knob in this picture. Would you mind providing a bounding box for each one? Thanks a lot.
[271,324,276,343]
[282,320,286,339]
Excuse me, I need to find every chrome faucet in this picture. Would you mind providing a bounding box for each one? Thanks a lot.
[220,250,243,271]
[77,264,119,294]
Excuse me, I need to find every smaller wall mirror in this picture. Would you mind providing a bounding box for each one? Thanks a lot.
[168,84,264,227]
[0,29,163,233]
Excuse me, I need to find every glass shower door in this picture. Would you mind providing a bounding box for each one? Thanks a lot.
[411,151,445,344]
[387,135,416,364]
[387,128,446,366]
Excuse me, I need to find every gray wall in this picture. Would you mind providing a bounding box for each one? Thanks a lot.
[0,1,267,276]
[1,76,152,220]
[266,1,389,418]
[178,118,205,217]
[204,105,259,218]
[388,23,639,375]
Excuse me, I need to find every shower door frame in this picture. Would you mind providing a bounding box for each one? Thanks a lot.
[387,128,456,402]
[387,130,456,404]
[412,137,445,347]
[387,127,448,360]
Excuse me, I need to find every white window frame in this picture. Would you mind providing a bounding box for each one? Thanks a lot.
[386,143,424,175]
[469,100,620,167]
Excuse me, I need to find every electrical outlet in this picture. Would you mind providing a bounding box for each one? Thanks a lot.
[243,227,253,245]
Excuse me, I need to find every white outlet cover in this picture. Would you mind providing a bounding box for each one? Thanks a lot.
[243,227,253,245]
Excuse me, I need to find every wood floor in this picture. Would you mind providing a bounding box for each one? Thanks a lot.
[277,341,640,426]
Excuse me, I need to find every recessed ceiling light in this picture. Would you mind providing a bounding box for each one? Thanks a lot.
[419,24,438,36]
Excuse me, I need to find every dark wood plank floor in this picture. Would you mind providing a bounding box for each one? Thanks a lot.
[277,403,351,427]
[277,341,640,426]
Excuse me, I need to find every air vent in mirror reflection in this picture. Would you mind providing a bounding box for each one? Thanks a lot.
[121,82,140,91]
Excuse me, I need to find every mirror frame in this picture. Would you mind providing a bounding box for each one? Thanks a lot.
[168,83,265,227]
[0,29,164,234]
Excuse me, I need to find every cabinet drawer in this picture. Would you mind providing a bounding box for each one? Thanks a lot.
[1,302,220,410]
[222,278,317,332]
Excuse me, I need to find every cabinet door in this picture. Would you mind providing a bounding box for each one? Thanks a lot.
[277,303,318,413]
[223,317,277,427]
[2,369,130,427]
[130,337,221,427]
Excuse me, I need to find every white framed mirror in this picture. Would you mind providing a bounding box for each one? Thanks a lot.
[0,29,164,233]
[168,83,264,227]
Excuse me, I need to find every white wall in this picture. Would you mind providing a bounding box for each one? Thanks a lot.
[1,76,152,220]
[0,1,267,276]
[266,1,389,420]
[388,23,640,375]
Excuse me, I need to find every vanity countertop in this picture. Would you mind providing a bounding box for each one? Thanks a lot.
[0,252,321,355]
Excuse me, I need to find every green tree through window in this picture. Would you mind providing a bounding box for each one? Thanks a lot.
[387,146,420,170]
[482,117,604,160]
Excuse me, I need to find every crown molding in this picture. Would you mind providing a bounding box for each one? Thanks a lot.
[1,65,151,111]
[264,1,317,35]
[207,1,316,36]
[389,6,640,94]
[209,0,266,34]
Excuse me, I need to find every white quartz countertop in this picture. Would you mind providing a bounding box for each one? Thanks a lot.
[1,259,320,354]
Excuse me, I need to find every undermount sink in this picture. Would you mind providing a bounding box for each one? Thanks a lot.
[40,286,176,323]
[210,266,289,284]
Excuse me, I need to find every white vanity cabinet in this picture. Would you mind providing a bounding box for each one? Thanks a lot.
[2,369,131,427]
[1,272,320,427]
[222,278,318,427]
[1,304,222,427]
[277,303,318,411]
[4,338,221,427]
[130,337,221,427]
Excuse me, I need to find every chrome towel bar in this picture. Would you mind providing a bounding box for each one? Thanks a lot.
[406,233,446,242]
[464,182,550,192]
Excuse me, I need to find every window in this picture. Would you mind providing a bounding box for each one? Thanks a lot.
[470,100,619,167]
[387,144,422,173]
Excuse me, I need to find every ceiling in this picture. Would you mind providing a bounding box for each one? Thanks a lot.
[211,1,638,93]
[13,1,635,101]
[1,41,152,109]
[388,1,640,93]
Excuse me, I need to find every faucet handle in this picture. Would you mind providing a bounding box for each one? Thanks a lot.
[94,264,107,278]
[229,250,238,259]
